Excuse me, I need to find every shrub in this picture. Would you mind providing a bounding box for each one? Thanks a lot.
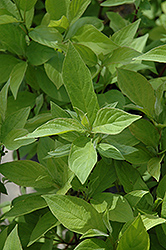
[0,0,166,249]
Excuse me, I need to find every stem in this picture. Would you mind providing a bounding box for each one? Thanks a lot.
[16,149,20,160]
[132,7,139,23]
[96,72,101,83]
[159,64,166,77]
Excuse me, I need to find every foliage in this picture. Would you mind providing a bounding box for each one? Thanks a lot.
[0,0,166,249]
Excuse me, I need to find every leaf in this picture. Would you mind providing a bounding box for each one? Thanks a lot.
[26,41,56,66]
[0,53,20,84]
[20,118,84,139]
[48,15,69,30]
[104,47,141,65]
[0,24,26,56]
[0,181,7,194]
[51,101,70,118]
[0,160,56,188]
[141,215,166,230]
[0,227,8,250]
[0,14,19,24]
[129,119,159,149]
[67,0,91,25]
[1,107,30,140]
[68,136,97,184]
[45,0,69,20]
[124,144,152,164]
[2,128,35,150]
[10,61,28,99]
[107,11,129,32]
[3,225,23,250]
[92,107,140,135]
[117,68,156,116]
[63,42,99,124]
[97,143,125,160]
[0,81,9,123]
[157,175,166,198]
[89,159,117,197]
[101,0,134,7]
[161,193,166,218]
[111,19,140,46]
[15,0,37,11]
[29,26,63,48]
[44,52,64,89]
[48,144,71,158]
[147,156,163,182]
[117,216,150,250]
[73,43,98,67]
[3,195,47,218]
[0,0,19,18]
[28,211,58,246]
[42,194,107,234]
[134,44,166,63]
[72,24,119,55]
[74,238,108,250]
[92,193,134,223]
[115,161,148,193]
[125,190,149,207]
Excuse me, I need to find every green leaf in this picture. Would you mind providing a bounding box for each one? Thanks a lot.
[157,175,166,198]
[15,0,37,11]
[73,43,98,67]
[0,14,19,24]
[74,238,108,250]
[0,0,19,18]
[6,91,36,116]
[125,190,149,207]
[97,143,125,160]
[1,107,30,140]
[92,193,134,223]
[26,41,56,66]
[0,24,26,56]
[48,15,69,30]
[28,211,58,246]
[89,159,117,197]
[129,119,159,149]
[35,68,70,103]
[117,216,150,250]
[2,128,35,150]
[0,227,7,250]
[44,52,64,89]
[67,0,91,25]
[111,19,140,46]
[0,81,9,123]
[3,225,23,250]
[147,156,163,182]
[10,61,28,99]
[51,101,70,118]
[117,68,156,116]
[115,161,148,193]
[45,0,69,20]
[72,24,119,55]
[104,47,141,65]
[107,11,129,32]
[20,118,84,139]
[3,194,47,218]
[101,0,134,7]
[0,181,7,194]
[48,144,71,158]
[63,42,99,124]
[68,136,97,184]
[42,194,107,234]
[141,215,166,231]
[29,26,63,48]
[0,160,56,188]
[134,44,166,63]
[124,144,152,164]
[161,193,166,218]
[92,107,140,135]
[0,53,20,84]
[97,89,125,110]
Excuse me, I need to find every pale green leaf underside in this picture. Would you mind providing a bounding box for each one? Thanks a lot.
[134,44,166,63]
[92,107,141,135]
[101,0,134,7]
[18,118,84,139]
